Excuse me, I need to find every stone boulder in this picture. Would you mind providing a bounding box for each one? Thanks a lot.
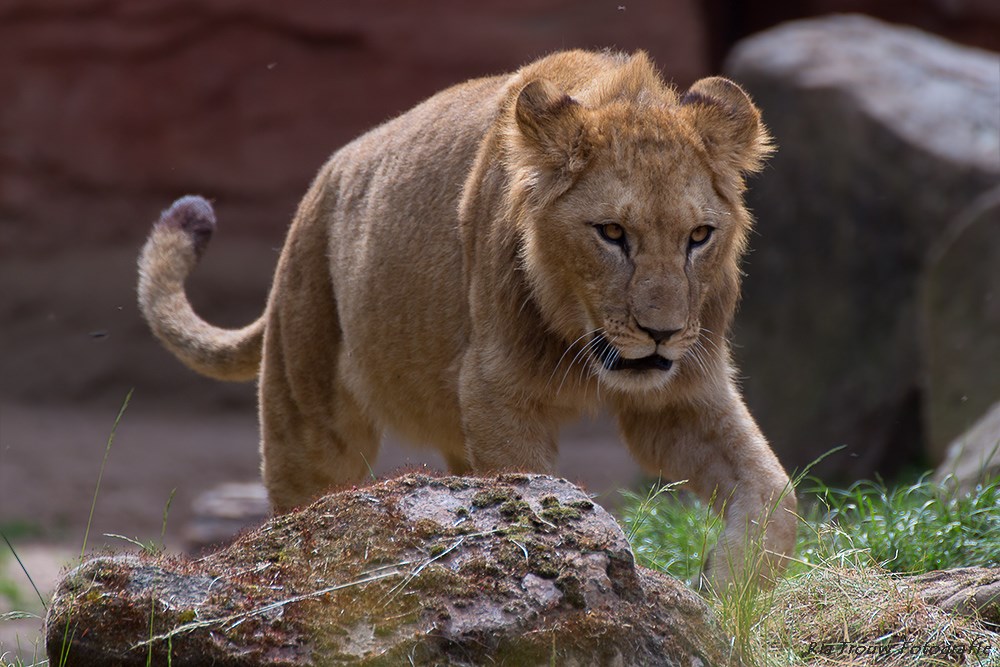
[184,481,270,552]
[922,187,1000,462]
[912,567,1000,627]
[724,15,1000,479]
[934,401,1000,495]
[709,1,1000,59]
[46,474,736,666]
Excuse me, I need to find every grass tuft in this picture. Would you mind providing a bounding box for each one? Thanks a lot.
[756,562,997,666]
[620,473,1000,666]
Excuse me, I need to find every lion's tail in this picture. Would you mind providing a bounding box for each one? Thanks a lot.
[137,196,264,382]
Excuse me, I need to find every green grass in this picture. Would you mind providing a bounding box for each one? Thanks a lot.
[623,474,1000,582]
[621,482,720,588]
[620,474,1000,666]
[804,474,1000,574]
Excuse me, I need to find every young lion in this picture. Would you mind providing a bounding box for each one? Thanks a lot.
[139,50,796,587]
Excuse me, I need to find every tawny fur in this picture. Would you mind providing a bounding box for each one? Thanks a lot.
[138,50,796,588]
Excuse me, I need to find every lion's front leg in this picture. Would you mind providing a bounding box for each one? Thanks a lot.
[458,348,561,474]
[615,384,797,591]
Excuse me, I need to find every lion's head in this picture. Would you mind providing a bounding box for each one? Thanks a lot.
[505,53,773,394]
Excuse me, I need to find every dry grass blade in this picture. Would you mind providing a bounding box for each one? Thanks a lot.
[133,566,406,649]
[758,564,998,666]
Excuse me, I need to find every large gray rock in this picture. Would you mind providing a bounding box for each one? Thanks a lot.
[46,474,736,666]
[912,567,1000,627]
[934,401,1000,495]
[724,15,1000,479]
[922,187,1000,462]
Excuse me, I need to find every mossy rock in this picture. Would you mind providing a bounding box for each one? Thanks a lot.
[46,474,734,666]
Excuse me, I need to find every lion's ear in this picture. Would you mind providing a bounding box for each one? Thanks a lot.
[512,79,590,175]
[680,77,774,175]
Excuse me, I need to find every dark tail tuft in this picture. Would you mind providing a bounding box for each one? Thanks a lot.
[157,195,217,257]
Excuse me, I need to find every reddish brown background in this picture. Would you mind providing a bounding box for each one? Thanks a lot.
[3,0,998,257]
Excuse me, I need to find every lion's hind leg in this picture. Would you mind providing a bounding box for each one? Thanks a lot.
[258,293,382,513]
[256,193,382,513]
[259,350,381,513]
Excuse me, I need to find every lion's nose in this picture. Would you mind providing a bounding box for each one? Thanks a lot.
[637,325,682,344]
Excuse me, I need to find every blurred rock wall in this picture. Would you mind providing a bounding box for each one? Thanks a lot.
[4,2,997,254]
[0,0,709,253]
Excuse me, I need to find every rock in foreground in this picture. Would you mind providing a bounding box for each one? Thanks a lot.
[46,474,735,666]
[913,567,1000,627]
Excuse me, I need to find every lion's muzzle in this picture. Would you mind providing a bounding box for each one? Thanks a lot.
[594,334,674,372]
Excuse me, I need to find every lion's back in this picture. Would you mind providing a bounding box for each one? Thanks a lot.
[318,74,509,447]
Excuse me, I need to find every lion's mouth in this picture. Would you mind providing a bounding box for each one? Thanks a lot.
[594,335,674,372]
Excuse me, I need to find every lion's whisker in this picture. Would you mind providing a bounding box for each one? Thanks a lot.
[516,295,533,318]
[556,332,604,396]
[688,338,706,373]
[588,335,620,397]
[577,333,611,385]
[546,328,602,392]
[690,342,710,378]
[596,340,622,402]
[692,339,716,379]
[697,326,726,354]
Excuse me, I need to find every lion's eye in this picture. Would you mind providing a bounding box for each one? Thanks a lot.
[596,222,627,248]
[689,225,714,249]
